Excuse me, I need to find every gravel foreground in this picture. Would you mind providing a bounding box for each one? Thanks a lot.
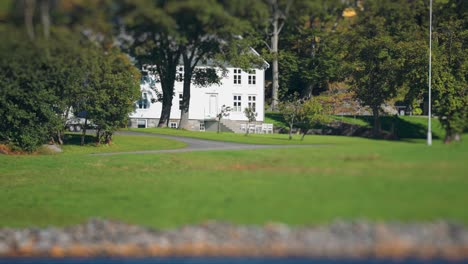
[1,219,467,260]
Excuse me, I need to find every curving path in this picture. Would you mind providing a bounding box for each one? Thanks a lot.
[90,131,320,156]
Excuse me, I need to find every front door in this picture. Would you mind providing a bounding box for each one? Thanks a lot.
[208,94,218,118]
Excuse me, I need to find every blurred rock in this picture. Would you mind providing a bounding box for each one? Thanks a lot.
[0,218,467,260]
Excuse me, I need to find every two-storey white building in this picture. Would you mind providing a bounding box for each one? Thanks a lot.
[129,59,269,133]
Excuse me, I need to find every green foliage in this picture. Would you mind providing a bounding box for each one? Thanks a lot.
[0,26,140,150]
[0,30,60,151]
[278,94,303,140]
[296,97,331,140]
[83,49,141,144]
[430,9,468,142]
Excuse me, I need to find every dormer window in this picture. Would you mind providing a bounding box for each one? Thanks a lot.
[233,69,242,84]
[248,70,256,85]
[138,92,150,109]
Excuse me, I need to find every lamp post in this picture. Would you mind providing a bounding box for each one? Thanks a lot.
[427,0,433,146]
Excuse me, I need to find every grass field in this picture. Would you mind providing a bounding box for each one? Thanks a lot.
[1,130,467,229]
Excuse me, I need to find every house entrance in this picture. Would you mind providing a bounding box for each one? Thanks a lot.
[208,94,218,118]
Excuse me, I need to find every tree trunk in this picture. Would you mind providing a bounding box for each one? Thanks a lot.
[179,56,193,130]
[270,20,279,111]
[81,118,88,146]
[288,123,293,140]
[40,0,50,40]
[158,95,173,127]
[95,129,101,144]
[372,107,380,137]
[105,132,112,145]
[301,128,307,141]
[56,131,63,145]
[156,56,178,128]
[444,133,452,144]
[24,0,36,41]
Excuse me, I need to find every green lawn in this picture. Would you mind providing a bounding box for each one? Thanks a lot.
[0,133,467,229]
[127,127,364,145]
[58,134,187,155]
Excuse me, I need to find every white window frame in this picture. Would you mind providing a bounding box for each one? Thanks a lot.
[233,69,242,84]
[169,121,178,129]
[199,121,205,131]
[248,70,256,85]
[248,95,256,112]
[233,95,242,112]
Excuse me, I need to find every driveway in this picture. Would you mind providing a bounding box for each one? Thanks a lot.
[90,131,318,156]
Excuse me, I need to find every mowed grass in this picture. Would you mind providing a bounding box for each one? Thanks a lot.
[127,127,363,145]
[59,133,187,154]
[0,133,467,229]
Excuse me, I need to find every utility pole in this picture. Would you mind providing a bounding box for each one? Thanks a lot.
[427,0,433,146]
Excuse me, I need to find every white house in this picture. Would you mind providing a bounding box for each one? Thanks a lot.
[129,57,269,133]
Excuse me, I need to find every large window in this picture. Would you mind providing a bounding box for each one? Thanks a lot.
[233,69,242,84]
[248,95,256,112]
[233,95,242,112]
[248,70,256,85]
[138,92,150,109]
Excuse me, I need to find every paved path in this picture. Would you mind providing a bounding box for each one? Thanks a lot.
[90,131,320,156]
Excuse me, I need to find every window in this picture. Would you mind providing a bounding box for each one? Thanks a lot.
[137,119,147,128]
[233,95,242,112]
[248,70,256,85]
[179,93,183,110]
[170,122,178,129]
[248,95,256,112]
[176,66,184,82]
[233,69,242,84]
[138,92,150,109]
[199,122,205,131]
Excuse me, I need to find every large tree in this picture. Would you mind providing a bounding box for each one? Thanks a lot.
[345,0,421,136]
[167,0,250,129]
[122,0,182,127]
[430,0,467,143]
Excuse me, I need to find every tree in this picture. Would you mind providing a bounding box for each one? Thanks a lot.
[264,0,293,110]
[0,30,61,151]
[277,0,350,99]
[278,94,303,140]
[81,48,140,144]
[345,2,406,137]
[120,0,181,127]
[296,96,330,141]
[216,105,232,133]
[431,4,468,143]
[168,0,248,129]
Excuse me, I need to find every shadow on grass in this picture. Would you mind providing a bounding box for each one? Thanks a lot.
[63,133,97,146]
[266,112,443,140]
[349,116,441,139]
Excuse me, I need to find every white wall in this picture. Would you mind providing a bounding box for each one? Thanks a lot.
[129,67,265,124]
